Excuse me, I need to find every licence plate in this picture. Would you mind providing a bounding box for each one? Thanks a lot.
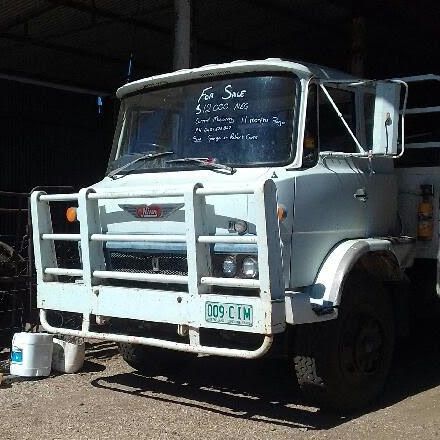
[205,301,253,326]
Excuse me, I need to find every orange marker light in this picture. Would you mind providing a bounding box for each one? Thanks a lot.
[277,205,287,221]
[66,207,77,223]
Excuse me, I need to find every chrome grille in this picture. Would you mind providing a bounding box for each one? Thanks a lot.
[108,251,188,276]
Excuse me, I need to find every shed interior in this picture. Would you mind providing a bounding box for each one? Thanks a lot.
[0,0,439,192]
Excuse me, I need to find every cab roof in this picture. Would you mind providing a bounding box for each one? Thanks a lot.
[116,58,361,98]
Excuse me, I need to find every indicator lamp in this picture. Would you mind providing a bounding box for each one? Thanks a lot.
[66,207,78,223]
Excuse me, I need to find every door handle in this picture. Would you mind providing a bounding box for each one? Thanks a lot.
[354,188,368,202]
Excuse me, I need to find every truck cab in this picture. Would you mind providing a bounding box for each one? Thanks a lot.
[30,59,438,410]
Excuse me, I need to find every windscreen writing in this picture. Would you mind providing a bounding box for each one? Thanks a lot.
[188,77,294,159]
[116,74,298,167]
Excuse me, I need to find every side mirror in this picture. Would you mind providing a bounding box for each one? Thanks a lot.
[372,81,401,155]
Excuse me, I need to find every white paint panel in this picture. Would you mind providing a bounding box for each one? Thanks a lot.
[37,283,279,334]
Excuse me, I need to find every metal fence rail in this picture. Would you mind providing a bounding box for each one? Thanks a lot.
[0,190,30,348]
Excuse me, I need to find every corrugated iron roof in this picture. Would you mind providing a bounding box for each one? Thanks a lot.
[0,1,437,91]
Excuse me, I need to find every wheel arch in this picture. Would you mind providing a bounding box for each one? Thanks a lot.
[309,239,404,308]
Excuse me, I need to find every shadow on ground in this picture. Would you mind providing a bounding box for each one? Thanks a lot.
[90,318,440,430]
[85,341,119,360]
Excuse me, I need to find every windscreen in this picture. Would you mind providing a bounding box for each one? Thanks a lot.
[110,74,298,172]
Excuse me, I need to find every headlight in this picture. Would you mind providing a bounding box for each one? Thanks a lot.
[228,219,248,235]
[242,257,258,278]
[222,256,237,277]
[233,220,248,235]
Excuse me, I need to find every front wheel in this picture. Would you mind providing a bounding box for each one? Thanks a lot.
[119,343,193,375]
[293,273,395,411]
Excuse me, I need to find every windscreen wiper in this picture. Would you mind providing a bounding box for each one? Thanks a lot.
[108,151,174,179]
[166,157,236,175]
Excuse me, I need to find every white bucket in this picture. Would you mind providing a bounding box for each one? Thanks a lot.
[10,332,53,377]
[52,337,85,373]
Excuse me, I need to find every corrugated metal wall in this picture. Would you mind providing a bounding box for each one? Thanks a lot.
[0,79,116,237]
[0,79,115,192]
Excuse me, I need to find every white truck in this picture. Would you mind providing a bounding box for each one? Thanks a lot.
[30,59,440,410]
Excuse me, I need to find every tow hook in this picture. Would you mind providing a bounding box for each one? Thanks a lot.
[177,324,189,337]
[311,303,338,316]
[96,315,110,325]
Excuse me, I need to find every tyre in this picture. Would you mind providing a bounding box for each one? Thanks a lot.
[293,272,395,411]
[118,342,193,375]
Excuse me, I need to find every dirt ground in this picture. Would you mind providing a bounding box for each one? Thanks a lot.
[1,321,440,440]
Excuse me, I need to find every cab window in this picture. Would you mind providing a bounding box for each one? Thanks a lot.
[303,84,357,166]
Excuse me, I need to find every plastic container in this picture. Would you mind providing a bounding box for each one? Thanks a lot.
[10,332,53,377]
[52,337,85,373]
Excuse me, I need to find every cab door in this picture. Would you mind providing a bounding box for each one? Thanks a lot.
[291,83,369,288]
